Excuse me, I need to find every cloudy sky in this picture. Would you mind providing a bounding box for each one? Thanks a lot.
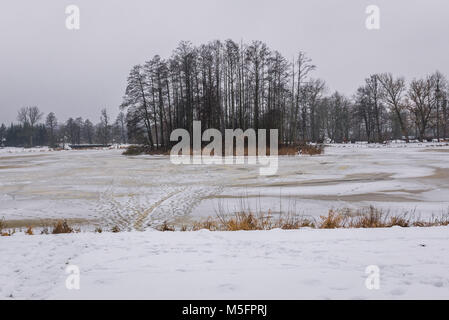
[0,0,448,123]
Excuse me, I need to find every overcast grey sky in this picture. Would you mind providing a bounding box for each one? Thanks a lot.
[0,0,448,124]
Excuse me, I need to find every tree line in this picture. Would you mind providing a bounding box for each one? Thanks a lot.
[0,107,127,148]
[2,39,448,148]
[121,40,449,147]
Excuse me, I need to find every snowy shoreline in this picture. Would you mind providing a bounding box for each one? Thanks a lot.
[2,226,449,299]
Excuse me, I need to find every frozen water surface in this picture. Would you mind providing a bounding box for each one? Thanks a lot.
[0,144,448,229]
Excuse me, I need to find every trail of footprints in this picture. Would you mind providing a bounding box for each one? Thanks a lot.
[93,175,224,231]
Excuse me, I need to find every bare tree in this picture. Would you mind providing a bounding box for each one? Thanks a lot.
[378,73,408,141]
[45,112,58,147]
[433,71,447,141]
[302,78,326,142]
[115,112,127,144]
[292,51,315,142]
[246,41,270,132]
[83,119,94,144]
[17,106,43,147]
[99,109,111,145]
[407,75,437,141]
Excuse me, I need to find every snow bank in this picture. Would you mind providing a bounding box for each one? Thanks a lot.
[1,227,449,299]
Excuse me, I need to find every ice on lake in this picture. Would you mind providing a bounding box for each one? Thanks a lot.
[1,143,448,229]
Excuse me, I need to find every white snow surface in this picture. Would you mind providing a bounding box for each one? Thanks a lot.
[1,227,449,300]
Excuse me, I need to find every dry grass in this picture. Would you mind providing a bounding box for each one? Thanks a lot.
[412,215,449,227]
[157,221,176,232]
[2,205,448,235]
[173,211,315,232]
[111,225,121,233]
[0,218,89,229]
[319,210,347,229]
[52,220,73,234]
[25,226,34,235]
[1,218,15,236]
[167,206,449,232]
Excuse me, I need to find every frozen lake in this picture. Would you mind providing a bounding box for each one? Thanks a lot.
[1,144,449,230]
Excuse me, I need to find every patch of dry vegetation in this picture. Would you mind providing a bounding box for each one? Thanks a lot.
[1,218,14,236]
[161,206,449,232]
[157,221,176,232]
[51,220,74,234]
[298,143,324,156]
[124,143,325,156]
[111,225,121,233]
[3,205,447,235]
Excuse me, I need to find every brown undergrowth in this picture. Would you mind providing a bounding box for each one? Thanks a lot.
[3,205,447,235]
[166,206,449,232]
[123,143,324,156]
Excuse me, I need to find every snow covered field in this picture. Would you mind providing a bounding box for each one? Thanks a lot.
[1,143,448,229]
[2,227,449,299]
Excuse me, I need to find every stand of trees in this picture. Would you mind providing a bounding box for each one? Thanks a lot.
[2,40,448,148]
[0,108,127,148]
[121,40,449,147]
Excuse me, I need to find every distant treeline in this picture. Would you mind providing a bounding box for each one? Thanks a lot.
[121,40,449,147]
[0,107,127,148]
[2,39,449,148]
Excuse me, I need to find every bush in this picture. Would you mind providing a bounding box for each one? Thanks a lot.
[319,210,347,229]
[347,206,387,228]
[25,226,34,235]
[52,220,73,234]
[0,218,15,236]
